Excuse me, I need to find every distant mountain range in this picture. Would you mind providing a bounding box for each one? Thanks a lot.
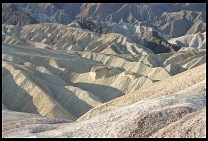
[2,3,206,37]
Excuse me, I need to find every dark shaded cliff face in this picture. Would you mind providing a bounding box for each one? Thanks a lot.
[2,4,39,26]
[130,31,181,54]
[76,20,115,34]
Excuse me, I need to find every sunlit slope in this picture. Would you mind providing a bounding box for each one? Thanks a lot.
[2,63,206,137]
[78,64,206,121]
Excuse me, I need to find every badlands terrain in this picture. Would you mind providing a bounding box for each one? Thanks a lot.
[2,3,206,138]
